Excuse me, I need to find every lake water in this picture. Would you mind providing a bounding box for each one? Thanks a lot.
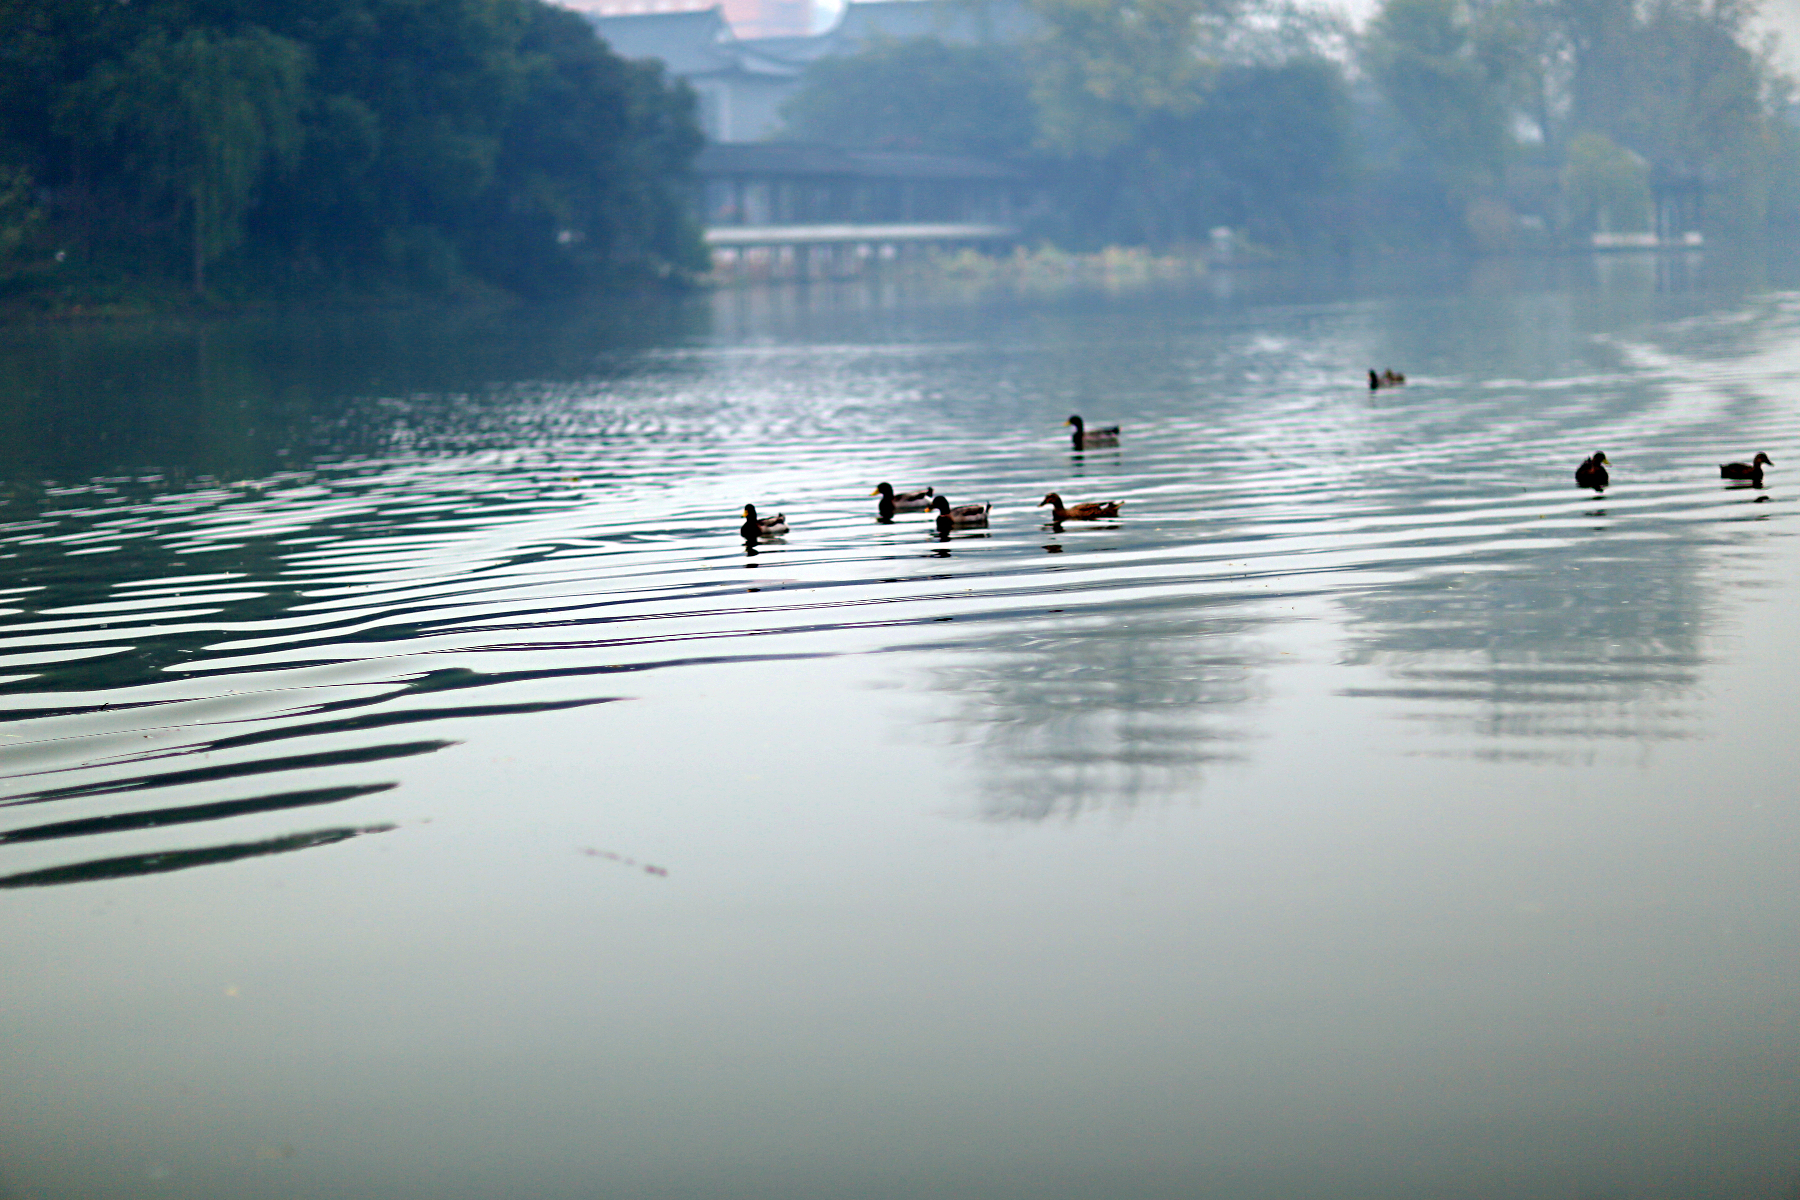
[3,254,1800,1199]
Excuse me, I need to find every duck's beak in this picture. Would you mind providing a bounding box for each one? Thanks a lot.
[869,489,880,496]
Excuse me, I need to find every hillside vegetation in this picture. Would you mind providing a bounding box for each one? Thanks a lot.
[781,0,1800,253]
[0,0,706,308]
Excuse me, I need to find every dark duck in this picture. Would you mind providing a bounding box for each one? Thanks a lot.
[1720,452,1772,484]
[1368,369,1406,389]
[1066,415,1120,450]
[929,495,991,532]
[740,504,788,539]
[1574,452,1610,490]
[872,482,934,519]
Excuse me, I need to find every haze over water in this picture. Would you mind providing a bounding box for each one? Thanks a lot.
[3,254,1799,1199]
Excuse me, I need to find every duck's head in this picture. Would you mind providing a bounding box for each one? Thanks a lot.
[1066,415,1083,429]
[872,482,893,498]
[929,495,951,513]
[1037,492,1062,508]
[743,504,757,519]
[1755,452,1774,466]
[1591,452,1609,466]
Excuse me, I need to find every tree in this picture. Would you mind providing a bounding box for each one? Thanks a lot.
[1466,0,1570,159]
[1561,130,1649,231]
[0,163,42,271]
[1608,0,1771,230]
[777,0,1353,249]
[1019,0,1353,248]
[1192,58,1354,244]
[60,28,308,294]
[246,0,706,290]
[1363,0,1509,198]
[3,0,706,302]
[1020,0,1226,246]
[1026,0,1228,159]
[474,4,705,293]
[781,36,1037,160]
[1361,0,1790,242]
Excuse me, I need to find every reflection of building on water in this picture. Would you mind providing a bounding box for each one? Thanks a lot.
[1589,170,1704,251]
[923,611,1271,821]
[1586,246,1708,295]
[1335,536,1707,759]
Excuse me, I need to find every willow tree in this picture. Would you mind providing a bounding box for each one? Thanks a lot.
[1020,0,1352,248]
[1027,0,1225,158]
[62,28,308,294]
[0,164,40,268]
[1579,0,1773,230]
[1561,131,1650,232]
[1364,0,1510,199]
[780,36,1037,160]
[1021,0,1223,246]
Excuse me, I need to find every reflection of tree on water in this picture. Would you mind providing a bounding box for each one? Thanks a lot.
[0,298,705,483]
[0,823,395,889]
[922,604,1271,820]
[1335,533,1707,758]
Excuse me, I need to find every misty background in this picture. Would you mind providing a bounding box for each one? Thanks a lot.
[2,0,1798,306]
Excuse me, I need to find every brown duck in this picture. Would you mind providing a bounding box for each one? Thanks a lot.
[1038,492,1123,521]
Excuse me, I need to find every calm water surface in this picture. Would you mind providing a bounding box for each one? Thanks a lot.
[3,256,1800,1199]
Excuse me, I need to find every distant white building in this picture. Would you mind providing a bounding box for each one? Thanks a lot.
[586,0,1033,143]
[589,8,797,142]
[572,0,814,40]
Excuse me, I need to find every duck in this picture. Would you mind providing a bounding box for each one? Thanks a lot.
[929,494,991,532]
[1574,452,1610,490]
[872,482,934,518]
[1720,452,1772,484]
[1066,415,1120,450]
[1038,492,1123,521]
[740,503,788,539]
[1368,369,1406,389]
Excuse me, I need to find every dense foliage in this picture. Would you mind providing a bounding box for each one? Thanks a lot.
[781,0,1797,253]
[779,37,1037,160]
[1363,0,1800,247]
[783,2,1358,250]
[0,0,705,303]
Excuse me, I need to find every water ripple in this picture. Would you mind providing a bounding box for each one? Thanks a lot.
[3,282,1798,880]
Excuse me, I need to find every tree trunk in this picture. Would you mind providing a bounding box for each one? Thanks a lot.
[192,189,205,297]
